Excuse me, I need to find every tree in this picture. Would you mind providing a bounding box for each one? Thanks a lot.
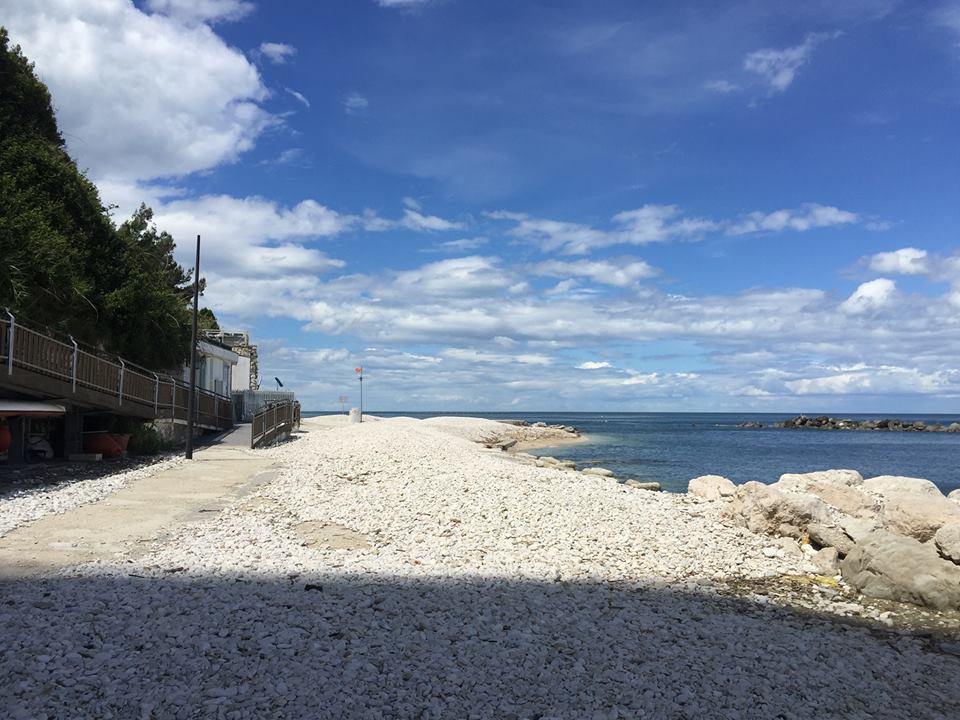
[0,28,197,369]
[198,307,220,333]
[106,205,194,369]
[0,28,122,341]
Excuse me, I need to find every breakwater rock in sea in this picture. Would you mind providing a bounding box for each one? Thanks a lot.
[737,415,960,432]
[692,469,960,611]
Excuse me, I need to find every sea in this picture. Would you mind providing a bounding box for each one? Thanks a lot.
[302,411,960,495]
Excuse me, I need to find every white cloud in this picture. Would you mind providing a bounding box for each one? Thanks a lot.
[344,92,370,115]
[492,205,716,255]
[391,256,517,297]
[786,365,954,396]
[726,204,858,235]
[429,237,489,253]
[401,209,465,232]
[840,278,897,314]
[935,2,960,44]
[146,0,254,24]
[532,259,658,287]
[152,195,350,278]
[4,1,272,183]
[376,0,434,7]
[259,42,296,64]
[704,79,739,93]
[493,203,862,254]
[402,197,422,210]
[284,88,310,108]
[868,248,929,275]
[441,349,553,366]
[193,244,960,409]
[577,361,613,370]
[744,32,839,93]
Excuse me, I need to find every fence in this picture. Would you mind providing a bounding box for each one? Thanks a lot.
[251,400,300,448]
[0,311,233,430]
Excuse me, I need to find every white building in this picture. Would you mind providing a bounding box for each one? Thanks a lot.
[182,339,238,396]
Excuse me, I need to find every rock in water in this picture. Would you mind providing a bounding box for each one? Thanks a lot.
[880,491,960,542]
[688,475,736,501]
[935,522,960,565]
[840,529,960,610]
[623,480,661,491]
[582,467,615,478]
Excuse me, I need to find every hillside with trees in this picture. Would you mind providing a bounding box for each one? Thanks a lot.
[0,27,199,370]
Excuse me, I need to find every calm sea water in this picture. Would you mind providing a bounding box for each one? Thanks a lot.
[303,411,960,494]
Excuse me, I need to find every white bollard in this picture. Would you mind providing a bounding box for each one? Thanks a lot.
[349,407,362,424]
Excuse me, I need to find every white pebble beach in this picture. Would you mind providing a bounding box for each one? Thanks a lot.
[1,415,958,719]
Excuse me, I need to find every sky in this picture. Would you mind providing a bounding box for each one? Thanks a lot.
[3,0,960,412]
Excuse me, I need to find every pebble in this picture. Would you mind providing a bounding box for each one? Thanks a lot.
[1,416,957,717]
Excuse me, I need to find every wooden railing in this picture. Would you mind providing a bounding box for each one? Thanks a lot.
[0,311,233,429]
[251,400,300,448]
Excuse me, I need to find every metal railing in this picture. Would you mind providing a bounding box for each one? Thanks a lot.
[251,400,300,448]
[0,312,233,429]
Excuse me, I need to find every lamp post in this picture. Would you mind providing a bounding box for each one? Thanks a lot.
[185,234,200,460]
[355,367,363,422]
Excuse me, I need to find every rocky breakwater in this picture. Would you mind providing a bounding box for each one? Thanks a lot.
[479,421,581,451]
[739,415,960,432]
[508,452,662,491]
[690,470,960,611]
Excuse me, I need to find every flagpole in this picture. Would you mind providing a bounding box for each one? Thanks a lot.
[359,371,363,423]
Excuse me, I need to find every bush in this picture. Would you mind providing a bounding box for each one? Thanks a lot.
[126,422,163,456]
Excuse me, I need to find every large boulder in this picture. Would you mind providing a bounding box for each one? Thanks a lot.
[775,469,863,491]
[935,522,960,565]
[808,522,855,556]
[688,475,736,501]
[727,481,829,539]
[880,491,960,542]
[840,529,960,610]
[862,475,941,496]
[837,515,879,544]
[801,483,878,520]
[811,547,840,575]
[949,489,960,505]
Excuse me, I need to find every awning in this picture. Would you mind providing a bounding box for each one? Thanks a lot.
[0,401,67,418]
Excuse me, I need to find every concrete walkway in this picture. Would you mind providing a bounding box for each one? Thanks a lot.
[0,440,277,578]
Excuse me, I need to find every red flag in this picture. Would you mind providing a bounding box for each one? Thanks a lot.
[355,367,363,374]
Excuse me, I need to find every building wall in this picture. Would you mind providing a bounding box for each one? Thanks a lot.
[233,356,251,392]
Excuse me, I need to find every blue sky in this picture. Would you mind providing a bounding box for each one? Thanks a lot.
[4,0,960,411]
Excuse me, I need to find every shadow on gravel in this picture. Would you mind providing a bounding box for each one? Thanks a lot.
[2,573,958,719]
[0,456,166,498]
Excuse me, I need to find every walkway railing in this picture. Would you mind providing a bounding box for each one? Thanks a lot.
[0,311,233,430]
[251,400,300,448]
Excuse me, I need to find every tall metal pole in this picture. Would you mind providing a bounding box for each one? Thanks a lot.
[359,373,363,423]
[185,234,201,459]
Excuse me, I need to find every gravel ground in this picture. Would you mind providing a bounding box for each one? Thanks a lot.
[1,415,958,719]
[0,455,182,538]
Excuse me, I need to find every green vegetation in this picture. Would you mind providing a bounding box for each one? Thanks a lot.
[0,27,197,370]
[198,307,220,333]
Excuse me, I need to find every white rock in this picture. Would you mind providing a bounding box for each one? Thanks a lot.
[862,475,942,497]
[687,475,736,501]
[582,467,615,478]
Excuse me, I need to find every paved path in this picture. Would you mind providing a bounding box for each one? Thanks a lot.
[0,441,276,578]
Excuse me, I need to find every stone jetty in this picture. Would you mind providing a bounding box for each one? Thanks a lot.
[737,415,960,432]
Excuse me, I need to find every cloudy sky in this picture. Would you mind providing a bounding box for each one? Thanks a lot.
[4,0,960,411]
